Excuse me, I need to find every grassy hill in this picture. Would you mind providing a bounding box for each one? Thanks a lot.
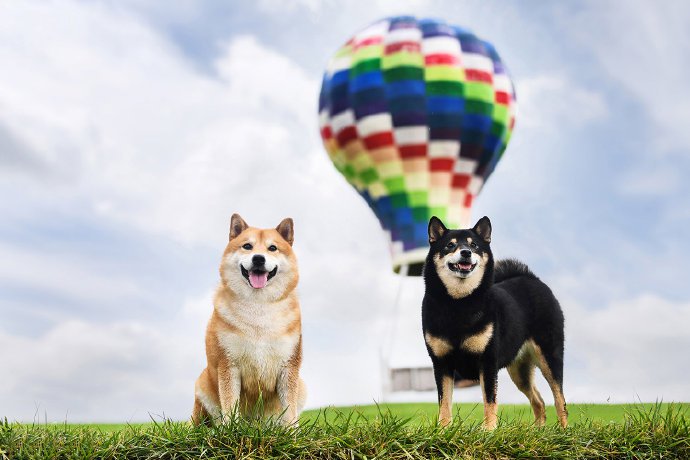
[2,402,688,459]
[303,402,671,426]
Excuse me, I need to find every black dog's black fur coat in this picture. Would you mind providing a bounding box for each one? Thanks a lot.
[422,216,568,428]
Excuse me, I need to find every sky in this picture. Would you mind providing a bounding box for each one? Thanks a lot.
[1,0,689,422]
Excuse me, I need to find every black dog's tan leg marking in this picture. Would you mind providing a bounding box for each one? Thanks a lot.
[439,374,454,426]
[433,365,454,426]
[533,343,568,428]
[479,370,498,430]
[507,356,546,426]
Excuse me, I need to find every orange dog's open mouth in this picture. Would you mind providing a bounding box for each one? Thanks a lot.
[241,266,278,289]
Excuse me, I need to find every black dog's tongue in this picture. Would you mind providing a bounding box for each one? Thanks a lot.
[459,262,473,270]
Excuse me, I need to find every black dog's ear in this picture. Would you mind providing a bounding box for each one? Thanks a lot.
[276,217,294,246]
[473,216,492,243]
[428,216,447,244]
[229,213,249,241]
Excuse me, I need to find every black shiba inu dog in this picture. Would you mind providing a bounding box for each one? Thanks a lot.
[422,216,567,429]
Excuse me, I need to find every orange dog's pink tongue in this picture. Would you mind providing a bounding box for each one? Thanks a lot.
[249,271,268,289]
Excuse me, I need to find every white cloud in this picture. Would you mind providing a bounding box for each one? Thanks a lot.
[257,0,323,14]
[0,319,192,422]
[564,0,690,154]
[565,294,690,402]
[0,243,145,305]
[256,0,434,15]
[214,36,316,128]
[0,1,196,179]
[516,75,608,129]
[0,1,326,248]
[616,164,682,197]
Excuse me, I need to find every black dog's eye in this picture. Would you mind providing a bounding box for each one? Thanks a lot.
[470,242,478,249]
[268,245,277,252]
[446,241,457,250]
[242,243,253,250]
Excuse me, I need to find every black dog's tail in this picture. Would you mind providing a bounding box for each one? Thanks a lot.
[494,258,537,283]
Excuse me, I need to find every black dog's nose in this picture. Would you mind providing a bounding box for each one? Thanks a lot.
[460,249,472,259]
[252,254,266,267]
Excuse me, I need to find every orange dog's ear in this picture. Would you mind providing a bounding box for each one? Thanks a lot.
[276,218,294,246]
[229,213,249,241]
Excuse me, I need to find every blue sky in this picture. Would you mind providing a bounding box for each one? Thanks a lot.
[1,0,689,422]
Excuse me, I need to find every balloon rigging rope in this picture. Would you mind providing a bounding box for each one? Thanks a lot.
[382,264,408,372]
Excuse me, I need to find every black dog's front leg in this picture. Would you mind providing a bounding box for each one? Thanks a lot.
[432,359,454,426]
[479,360,499,430]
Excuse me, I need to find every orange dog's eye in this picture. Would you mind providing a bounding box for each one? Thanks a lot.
[242,243,253,250]
[268,245,277,252]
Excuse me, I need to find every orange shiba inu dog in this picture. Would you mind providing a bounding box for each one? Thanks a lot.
[192,214,306,425]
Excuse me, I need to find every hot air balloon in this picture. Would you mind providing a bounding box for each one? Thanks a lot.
[318,16,516,276]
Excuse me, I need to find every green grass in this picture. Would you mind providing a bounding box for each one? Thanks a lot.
[303,402,678,426]
[66,402,683,432]
[1,403,687,459]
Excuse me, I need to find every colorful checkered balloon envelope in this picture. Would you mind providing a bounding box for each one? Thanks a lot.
[318,16,517,276]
